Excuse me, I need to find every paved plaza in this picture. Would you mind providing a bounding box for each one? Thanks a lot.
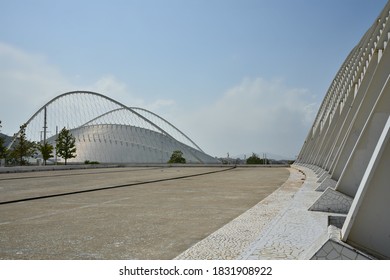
[0,166,290,260]
[177,165,328,260]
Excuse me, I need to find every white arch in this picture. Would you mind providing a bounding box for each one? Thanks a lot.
[9,90,217,163]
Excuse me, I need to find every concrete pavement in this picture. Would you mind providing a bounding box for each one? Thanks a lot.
[176,165,331,260]
[0,166,290,259]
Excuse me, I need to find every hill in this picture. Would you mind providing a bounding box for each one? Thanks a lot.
[0,133,13,147]
[233,152,294,161]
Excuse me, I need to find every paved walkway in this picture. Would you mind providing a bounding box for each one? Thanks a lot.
[1,165,328,260]
[176,165,329,260]
[0,166,289,260]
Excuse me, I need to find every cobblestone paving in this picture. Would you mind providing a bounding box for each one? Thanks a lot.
[175,166,330,260]
[242,166,329,260]
[309,188,353,214]
[175,167,324,260]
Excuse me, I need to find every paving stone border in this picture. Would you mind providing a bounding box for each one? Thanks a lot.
[309,188,353,214]
[174,168,304,260]
[175,166,333,260]
[304,226,373,260]
[175,165,376,260]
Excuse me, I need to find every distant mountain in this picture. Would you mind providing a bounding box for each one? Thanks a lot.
[0,133,13,147]
[232,152,294,161]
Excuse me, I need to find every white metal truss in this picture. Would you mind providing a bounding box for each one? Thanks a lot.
[10,91,218,164]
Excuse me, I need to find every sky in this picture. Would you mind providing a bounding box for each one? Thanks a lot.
[0,0,388,159]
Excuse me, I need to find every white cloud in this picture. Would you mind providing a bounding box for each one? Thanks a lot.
[0,42,175,135]
[88,75,144,107]
[89,75,176,111]
[175,77,318,158]
[0,42,73,134]
[0,43,318,159]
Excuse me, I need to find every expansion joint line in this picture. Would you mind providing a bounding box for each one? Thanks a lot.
[0,166,236,205]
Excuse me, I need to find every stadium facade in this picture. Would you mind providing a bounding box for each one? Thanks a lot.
[295,1,390,259]
[15,91,219,164]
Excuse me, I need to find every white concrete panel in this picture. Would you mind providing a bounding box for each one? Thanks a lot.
[341,116,390,259]
[296,2,390,259]
[336,75,390,197]
[326,52,379,172]
[331,48,390,180]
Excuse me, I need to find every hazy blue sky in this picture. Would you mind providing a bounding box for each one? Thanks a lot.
[0,0,388,158]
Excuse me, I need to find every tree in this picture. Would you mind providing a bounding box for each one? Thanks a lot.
[38,142,54,165]
[9,124,37,166]
[168,150,186,164]
[0,121,8,163]
[246,152,267,164]
[56,127,77,165]
[0,136,6,159]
